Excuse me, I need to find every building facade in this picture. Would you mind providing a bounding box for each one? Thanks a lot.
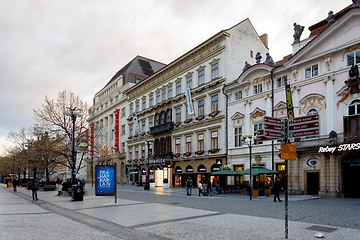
[225,2,360,197]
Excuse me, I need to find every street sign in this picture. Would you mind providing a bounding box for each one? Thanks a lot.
[264,116,284,125]
[281,144,296,153]
[289,129,319,138]
[265,131,285,139]
[279,152,296,160]
[288,114,319,124]
[257,135,276,142]
[264,123,285,132]
[289,121,319,131]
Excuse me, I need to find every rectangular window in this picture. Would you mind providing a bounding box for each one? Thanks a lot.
[129,125,133,137]
[276,75,288,88]
[198,69,204,86]
[186,136,192,153]
[211,95,218,112]
[187,75,192,89]
[142,98,146,110]
[253,83,263,94]
[121,107,126,117]
[175,138,181,154]
[142,120,145,133]
[142,145,145,159]
[347,50,360,66]
[234,127,242,147]
[135,102,139,113]
[130,104,133,115]
[211,131,218,150]
[135,147,138,159]
[121,143,125,153]
[198,100,204,116]
[129,148,133,160]
[156,91,160,104]
[211,62,219,80]
[176,81,181,95]
[162,89,166,102]
[305,64,319,79]
[198,134,204,151]
[234,90,242,101]
[168,86,172,99]
[176,108,181,123]
[253,123,263,133]
[121,125,125,135]
[149,94,154,107]
[149,118,153,128]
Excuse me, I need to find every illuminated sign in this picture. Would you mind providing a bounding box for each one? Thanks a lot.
[318,143,360,153]
[95,165,116,196]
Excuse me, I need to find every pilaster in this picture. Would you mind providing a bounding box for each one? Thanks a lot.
[319,153,327,196]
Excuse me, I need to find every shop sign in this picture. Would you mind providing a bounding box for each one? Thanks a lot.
[211,164,221,171]
[216,159,222,165]
[318,143,360,153]
[186,165,194,172]
[198,165,207,172]
[343,159,360,167]
[149,158,166,164]
[307,159,319,167]
[175,166,182,173]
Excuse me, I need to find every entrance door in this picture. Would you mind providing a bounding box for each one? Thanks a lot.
[306,172,319,195]
[342,159,360,198]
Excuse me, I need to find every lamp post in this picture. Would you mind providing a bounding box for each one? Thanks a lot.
[145,140,153,190]
[65,107,82,184]
[241,133,257,200]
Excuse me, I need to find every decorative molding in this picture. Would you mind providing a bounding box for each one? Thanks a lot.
[231,112,245,120]
[250,107,266,120]
[342,44,360,61]
[299,94,326,114]
[337,88,351,109]
[324,54,332,71]
[252,77,264,85]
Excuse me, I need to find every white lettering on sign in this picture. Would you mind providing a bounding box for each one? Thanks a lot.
[99,170,111,187]
[318,143,360,153]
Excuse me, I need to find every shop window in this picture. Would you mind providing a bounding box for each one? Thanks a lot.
[186,136,192,153]
[211,131,218,150]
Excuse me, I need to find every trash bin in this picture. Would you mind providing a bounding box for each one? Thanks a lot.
[144,182,150,190]
[71,185,83,201]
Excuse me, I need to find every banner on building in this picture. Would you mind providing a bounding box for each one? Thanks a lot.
[132,112,140,133]
[185,88,194,115]
[114,109,119,152]
[285,84,294,119]
[90,123,94,156]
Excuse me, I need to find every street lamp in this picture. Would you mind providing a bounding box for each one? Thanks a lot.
[145,140,153,190]
[65,107,82,184]
[241,133,257,200]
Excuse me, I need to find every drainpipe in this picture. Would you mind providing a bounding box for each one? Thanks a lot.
[222,85,229,165]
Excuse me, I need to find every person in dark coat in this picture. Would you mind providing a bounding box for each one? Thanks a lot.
[13,179,18,192]
[273,177,283,202]
[31,178,39,201]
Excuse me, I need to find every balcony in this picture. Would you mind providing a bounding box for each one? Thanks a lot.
[295,131,360,149]
[149,122,174,135]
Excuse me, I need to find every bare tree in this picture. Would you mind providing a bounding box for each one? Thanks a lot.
[33,90,97,184]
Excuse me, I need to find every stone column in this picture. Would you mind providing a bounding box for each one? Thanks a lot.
[329,154,336,197]
[319,153,327,196]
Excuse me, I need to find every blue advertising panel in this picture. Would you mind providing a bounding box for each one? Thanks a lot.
[95,165,116,196]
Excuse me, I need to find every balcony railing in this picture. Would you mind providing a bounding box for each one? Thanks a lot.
[149,122,174,135]
[295,131,360,149]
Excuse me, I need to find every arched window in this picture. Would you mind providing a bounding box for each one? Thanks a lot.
[155,113,160,126]
[349,99,360,116]
[166,136,172,153]
[307,108,319,116]
[160,110,166,125]
[166,109,172,123]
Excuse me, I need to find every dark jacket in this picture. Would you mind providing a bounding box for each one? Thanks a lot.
[31,181,39,190]
[273,180,282,191]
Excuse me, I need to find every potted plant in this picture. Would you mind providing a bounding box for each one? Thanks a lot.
[163,179,169,189]
[149,178,155,188]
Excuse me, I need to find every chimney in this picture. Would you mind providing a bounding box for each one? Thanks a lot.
[260,33,269,48]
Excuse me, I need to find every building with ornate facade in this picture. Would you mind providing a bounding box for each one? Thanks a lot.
[124,18,268,187]
[225,2,360,197]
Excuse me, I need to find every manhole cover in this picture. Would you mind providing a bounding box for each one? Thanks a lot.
[306,225,337,233]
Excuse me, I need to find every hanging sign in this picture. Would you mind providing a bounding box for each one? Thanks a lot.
[285,84,294,119]
[185,88,194,115]
[132,112,140,133]
[114,109,119,152]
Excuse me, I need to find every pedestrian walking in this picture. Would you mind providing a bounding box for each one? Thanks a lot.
[203,181,208,196]
[185,177,193,196]
[273,177,283,202]
[207,179,212,196]
[13,179,18,192]
[198,181,203,196]
[212,180,218,195]
[31,178,39,201]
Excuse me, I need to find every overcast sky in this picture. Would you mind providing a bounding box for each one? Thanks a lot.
[0,0,348,154]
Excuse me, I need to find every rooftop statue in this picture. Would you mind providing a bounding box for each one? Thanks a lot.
[353,0,360,7]
[293,22,304,43]
[264,53,275,66]
[327,11,335,25]
[255,52,262,64]
[243,61,251,72]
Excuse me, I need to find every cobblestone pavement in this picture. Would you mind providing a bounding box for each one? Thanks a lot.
[1,183,359,240]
